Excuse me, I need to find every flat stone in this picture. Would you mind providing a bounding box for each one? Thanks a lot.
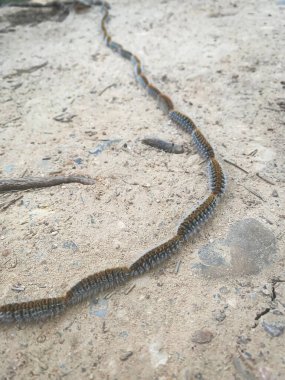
[262,321,285,337]
[191,329,214,344]
[63,240,78,251]
[119,350,133,361]
[193,218,276,278]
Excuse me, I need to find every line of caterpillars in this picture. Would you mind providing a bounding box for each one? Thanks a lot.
[0,1,226,324]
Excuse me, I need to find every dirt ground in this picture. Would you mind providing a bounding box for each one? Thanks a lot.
[0,0,285,379]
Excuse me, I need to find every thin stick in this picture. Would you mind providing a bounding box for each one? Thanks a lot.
[3,62,48,79]
[256,173,275,186]
[243,186,265,202]
[124,284,136,295]
[174,260,182,274]
[223,159,249,174]
[0,176,95,192]
[98,83,116,96]
[0,195,23,211]
[248,149,258,157]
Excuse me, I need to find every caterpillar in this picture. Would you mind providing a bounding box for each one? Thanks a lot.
[177,194,218,241]
[0,297,66,324]
[169,110,197,134]
[65,267,130,306]
[0,0,226,323]
[208,158,226,196]
[130,236,182,277]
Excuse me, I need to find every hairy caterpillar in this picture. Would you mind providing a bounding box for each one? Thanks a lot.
[0,0,226,324]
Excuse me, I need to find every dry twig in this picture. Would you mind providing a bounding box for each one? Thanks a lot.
[0,176,95,192]
[224,158,249,174]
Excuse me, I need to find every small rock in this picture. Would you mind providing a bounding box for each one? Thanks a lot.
[36,334,46,343]
[260,284,272,297]
[191,329,214,344]
[11,283,25,292]
[161,74,168,82]
[262,321,285,337]
[119,350,133,361]
[271,190,278,197]
[212,309,226,322]
[63,240,78,251]
[219,286,230,294]
[73,157,83,165]
[237,335,251,344]
[2,249,10,257]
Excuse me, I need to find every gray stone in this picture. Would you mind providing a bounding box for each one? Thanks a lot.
[271,189,278,197]
[119,350,133,361]
[63,240,78,251]
[193,218,277,278]
[191,329,214,344]
[262,321,285,337]
[212,309,226,322]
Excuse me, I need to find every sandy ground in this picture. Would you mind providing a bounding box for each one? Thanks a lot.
[0,0,285,379]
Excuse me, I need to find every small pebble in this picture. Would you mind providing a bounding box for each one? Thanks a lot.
[36,334,46,343]
[271,190,278,197]
[262,321,285,337]
[63,240,78,251]
[2,249,10,257]
[120,350,133,361]
[191,329,214,344]
[11,283,25,292]
[73,157,83,165]
[237,335,251,344]
[212,309,226,322]
[219,286,230,294]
